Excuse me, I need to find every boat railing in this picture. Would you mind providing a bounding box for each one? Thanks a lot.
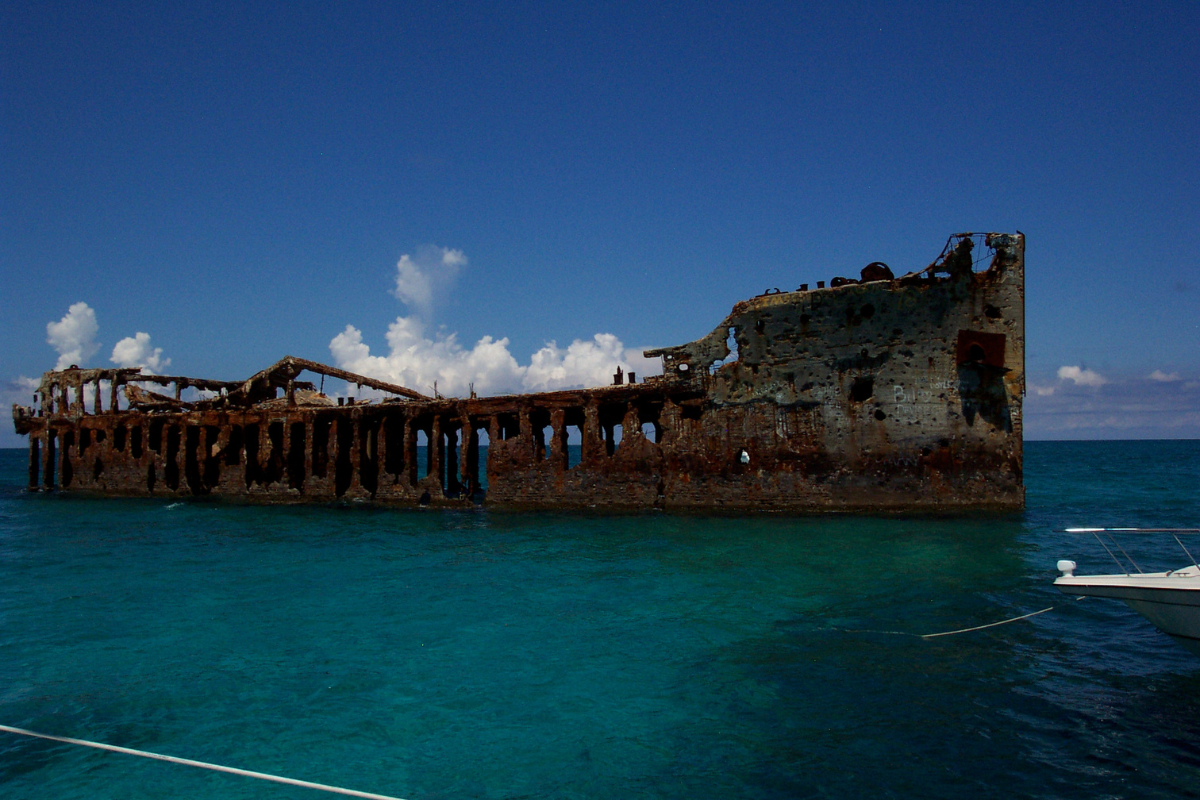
[1062,528,1200,576]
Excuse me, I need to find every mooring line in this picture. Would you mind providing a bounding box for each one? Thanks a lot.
[827,601,1075,640]
[825,627,917,637]
[920,606,1056,639]
[0,724,407,800]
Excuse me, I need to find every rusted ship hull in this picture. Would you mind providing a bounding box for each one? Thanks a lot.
[12,233,1025,511]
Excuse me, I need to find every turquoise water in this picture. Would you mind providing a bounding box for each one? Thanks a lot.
[1,440,1199,799]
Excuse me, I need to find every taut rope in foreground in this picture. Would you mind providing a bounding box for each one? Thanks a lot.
[920,606,1057,639]
[830,600,1081,639]
[0,724,407,800]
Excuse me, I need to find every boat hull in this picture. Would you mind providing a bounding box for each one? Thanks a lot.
[1055,571,1200,655]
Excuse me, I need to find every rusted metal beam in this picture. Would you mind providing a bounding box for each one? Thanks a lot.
[233,356,430,402]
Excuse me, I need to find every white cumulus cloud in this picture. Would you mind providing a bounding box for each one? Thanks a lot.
[111,332,171,374]
[330,317,660,398]
[1023,372,1200,439]
[392,245,467,320]
[46,302,100,369]
[39,302,172,377]
[331,318,524,397]
[7,376,39,403]
[1149,369,1180,382]
[525,334,638,392]
[1057,365,1107,387]
[332,244,661,398]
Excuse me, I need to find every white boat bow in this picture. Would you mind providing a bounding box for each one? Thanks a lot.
[1054,528,1200,656]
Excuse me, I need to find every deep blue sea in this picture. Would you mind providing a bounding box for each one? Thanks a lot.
[2,440,1199,799]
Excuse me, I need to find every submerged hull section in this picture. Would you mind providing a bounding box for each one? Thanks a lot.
[12,233,1025,511]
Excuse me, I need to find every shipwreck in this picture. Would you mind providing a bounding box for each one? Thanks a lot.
[12,232,1025,511]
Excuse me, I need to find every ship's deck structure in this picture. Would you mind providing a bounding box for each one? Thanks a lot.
[13,232,1025,511]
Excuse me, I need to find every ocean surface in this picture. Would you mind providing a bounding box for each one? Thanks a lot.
[2,440,1199,799]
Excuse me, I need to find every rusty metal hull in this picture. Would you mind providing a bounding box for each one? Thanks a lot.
[12,233,1025,512]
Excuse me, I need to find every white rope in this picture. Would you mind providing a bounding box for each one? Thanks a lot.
[830,598,1084,640]
[920,606,1056,639]
[0,724,408,800]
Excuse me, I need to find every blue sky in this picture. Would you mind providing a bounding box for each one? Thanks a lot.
[3,1,1198,446]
